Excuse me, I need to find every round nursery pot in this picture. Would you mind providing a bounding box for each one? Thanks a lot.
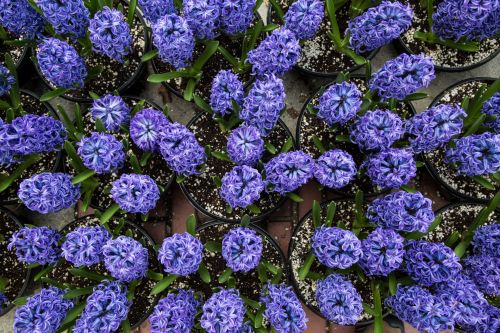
[34,0,149,103]
[64,96,175,213]
[296,75,416,198]
[180,112,294,223]
[0,206,32,317]
[0,31,29,69]
[395,0,499,72]
[423,77,499,203]
[0,89,63,205]
[46,215,161,329]
[171,220,287,302]
[268,1,378,78]
[288,199,388,327]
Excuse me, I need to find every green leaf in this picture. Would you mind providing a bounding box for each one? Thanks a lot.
[265,142,277,154]
[388,272,396,295]
[198,263,211,283]
[129,154,142,174]
[211,151,231,161]
[151,274,178,295]
[401,184,417,193]
[0,155,40,193]
[371,280,384,333]
[472,176,496,190]
[312,135,326,153]
[287,192,304,203]
[126,0,137,27]
[94,117,107,132]
[193,40,219,72]
[131,99,145,116]
[242,296,260,309]
[100,203,120,224]
[404,93,429,101]
[72,169,96,185]
[59,302,85,328]
[64,141,86,172]
[183,78,196,101]
[89,91,100,100]
[218,268,233,284]
[362,303,376,316]
[34,265,54,282]
[193,94,213,113]
[241,214,251,227]
[69,268,109,281]
[326,202,337,227]
[298,253,316,280]
[121,319,131,333]
[141,49,158,62]
[335,134,350,142]
[147,70,192,83]
[212,175,222,188]
[217,46,239,68]
[280,137,294,153]
[205,241,222,253]
[354,191,365,230]
[12,296,29,306]
[257,262,267,283]
[4,54,20,109]
[176,174,186,184]
[248,204,261,214]
[186,214,197,235]
[445,231,461,247]
[40,88,69,102]
[57,105,78,140]
[312,200,321,228]
[464,114,487,136]
[147,270,164,281]
[268,0,284,22]
[63,286,95,299]
[255,307,264,328]
[262,260,279,275]
[414,31,479,52]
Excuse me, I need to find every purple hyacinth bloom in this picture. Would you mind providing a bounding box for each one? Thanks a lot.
[111,174,160,214]
[264,151,314,195]
[77,132,125,174]
[369,53,435,101]
[222,227,263,272]
[350,109,404,151]
[210,70,244,117]
[138,0,176,24]
[261,283,308,333]
[464,254,500,296]
[0,293,7,308]
[159,122,206,176]
[201,288,245,333]
[130,108,170,152]
[152,14,195,69]
[405,104,466,153]
[8,226,61,265]
[367,191,435,233]
[312,226,362,269]
[149,290,200,333]
[0,118,15,167]
[432,0,500,42]
[363,148,417,189]
[359,228,405,276]
[218,0,255,35]
[240,74,286,136]
[247,28,301,77]
[73,281,130,333]
[482,92,500,133]
[315,273,362,325]
[1,114,67,155]
[90,94,131,132]
[0,0,45,39]
[158,232,203,276]
[183,0,219,40]
[472,224,500,258]
[461,304,500,333]
[227,125,264,166]
[445,132,500,176]
[13,287,73,333]
[220,166,264,208]
[0,63,15,96]
[348,1,413,53]
[404,240,462,286]
[89,7,132,62]
[18,173,81,214]
[36,0,90,39]
[37,38,87,89]
[315,82,363,127]
[386,285,454,333]
[284,0,324,40]
[313,149,356,189]
[102,236,149,282]
[61,226,112,267]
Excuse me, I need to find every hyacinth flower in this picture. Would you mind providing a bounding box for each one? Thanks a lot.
[348,1,413,54]
[0,63,15,97]
[464,254,500,296]
[362,148,417,189]
[130,108,170,152]
[149,289,200,333]
[158,232,203,277]
[220,165,264,209]
[218,0,256,35]
[313,149,357,189]
[0,0,45,39]
[210,70,245,117]
[13,287,74,333]
[359,228,405,276]
[102,236,149,282]
[8,226,61,265]
[138,0,176,24]
[90,94,131,132]
[36,0,90,40]
[283,0,324,40]
[200,288,245,333]
[183,0,220,40]
[350,109,404,151]
[314,81,362,127]
[221,227,263,273]
[226,125,264,166]
[311,226,362,269]
[61,226,111,267]
[77,132,125,174]
[472,224,500,258]
[481,92,500,133]
[264,151,314,196]
[461,304,500,333]
[110,173,160,214]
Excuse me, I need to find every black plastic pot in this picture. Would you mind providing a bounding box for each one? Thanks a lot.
[423,77,498,204]
[179,112,294,223]
[0,206,32,317]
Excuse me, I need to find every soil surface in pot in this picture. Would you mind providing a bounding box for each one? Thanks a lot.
[0,31,25,65]
[399,0,499,69]
[182,112,291,221]
[0,209,29,314]
[46,216,160,329]
[424,79,499,201]
[297,77,414,197]
[0,92,60,203]
[171,222,285,302]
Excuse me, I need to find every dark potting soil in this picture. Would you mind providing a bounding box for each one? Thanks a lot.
[46,216,160,329]
[0,31,25,65]
[298,77,414,197]
[399,0,499,69]
[182,112,291,221]
[0,210,29,312]
[0,92,59,203]
[424,79,499,201]
[171,223,284,302]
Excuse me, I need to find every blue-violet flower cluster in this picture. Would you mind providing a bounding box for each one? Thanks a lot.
[220,166,264,209]
[360,227,405,276]
[227,125,264,166]
[481,92,500,133]
[8,226,61,265]
[183,0,219,40]
[218,0,256,35]
[284,0,324,40]
[90,94,131,132]
[0,0,45,38]
[158,232,203,276]
[61,226,111,267]
[264,151,314,195]
[0,63,15,96]
[210,70,244,117]
[138,0,176,24]
[149,289,200,333]
[111,174,160,214]
[222,227,263,272]
[350,109,404,151]
[102,236,149,282]
[200,288,245,333]
[315,81,363,127]
[130,108,170,152]
[312,226,362,269]
[36,0,90,39]
[464,254,500,296]
[472,224,500,258]
[77,132,125,174]
[362,148,417,189]
[313,149,356,189]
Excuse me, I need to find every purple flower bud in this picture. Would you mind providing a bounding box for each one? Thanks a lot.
[183,0,219,40]
[315,273,362,325]
[464,254,500,296]
[362,148,417,189]
[472,224,500,258]
[0,63,15,96]
[37,38,87,89]
[36,0,90,39]
[312,226,362,269]
[130,108,170,152]
[149,289,200,333]
[18,173,81,214]
[315,82,362,127]
[350,109,404,151]
[218,0,255,35]
[369,53,435,101]
[103,236,149,282]
[247,28,301,77]
[220,165,264,208]
[138,0,176,24]
[77,132,125,174]
[61,226,112,267]
[359,228,405,276]
[8,226,61,265]
[210,70,244,117]
[0,0,45,39]
[90,94,131,132]
[158,232,203,276]
[264,151,314,194]
[481,92,500,133]
[284,0,324,40]
[227,125,264,166]
[201,288,245,333]
[111,173,160,214]
[313,149,356,189]
[222,227,263,272]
